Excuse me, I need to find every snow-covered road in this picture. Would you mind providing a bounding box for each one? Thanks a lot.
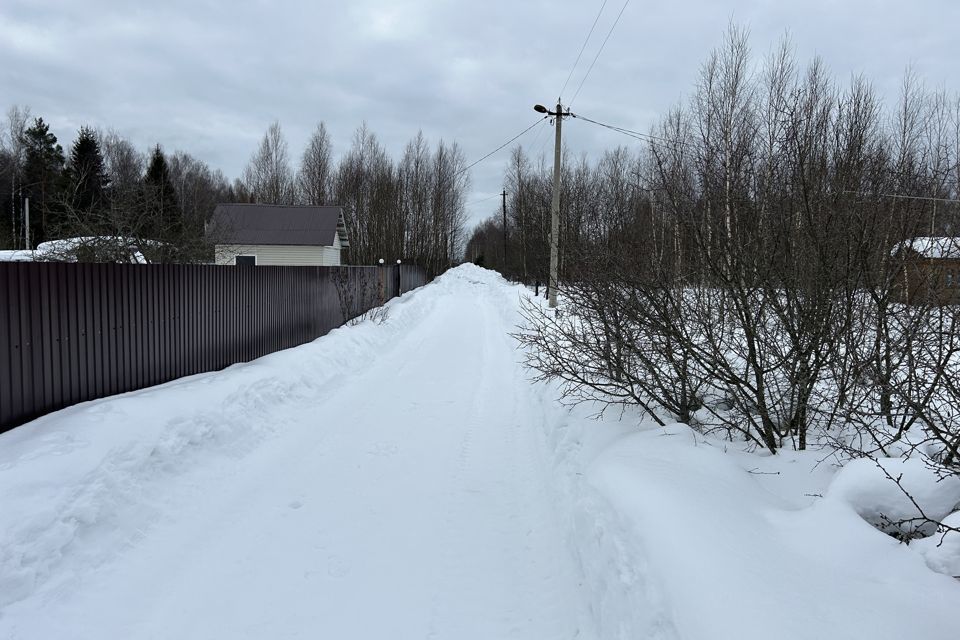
[4,265,958,640]
[0,267,587,639]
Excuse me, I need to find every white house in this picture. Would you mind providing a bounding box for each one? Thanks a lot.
[208,204,349,266]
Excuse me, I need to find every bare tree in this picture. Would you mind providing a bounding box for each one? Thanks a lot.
[167,150,232,230]
[99,130,144,196]
[243,120,295,205]
[297,122,333,206]
[2,105,31,248]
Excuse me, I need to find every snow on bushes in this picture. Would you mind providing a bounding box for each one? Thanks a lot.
[825,457,960,539]
[911,511,960,577]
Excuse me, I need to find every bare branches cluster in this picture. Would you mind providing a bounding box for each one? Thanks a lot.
[516,27,960,477]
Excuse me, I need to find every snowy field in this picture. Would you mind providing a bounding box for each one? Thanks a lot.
[0,264,957,639]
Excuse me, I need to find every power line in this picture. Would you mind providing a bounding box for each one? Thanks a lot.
[456,117,549,179]
[559,0,609,101]
[569,0,631,107]
[465,192,503,207]
[535,131,553,161]
[553,112,960,206]
[573,113,647,140]
[843,191,960,204]
[572,111,690,151]
[526,118,549,155]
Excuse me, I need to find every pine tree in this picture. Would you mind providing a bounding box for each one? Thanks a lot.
[67,126,109,215]
[21,117,65,245]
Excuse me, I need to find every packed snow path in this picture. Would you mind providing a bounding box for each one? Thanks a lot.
[0,267,587,639]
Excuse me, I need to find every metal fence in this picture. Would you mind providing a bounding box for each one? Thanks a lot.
[0,263,429,433]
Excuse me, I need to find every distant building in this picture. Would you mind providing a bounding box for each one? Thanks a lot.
[893,237,960,305]
[208,204,349,266]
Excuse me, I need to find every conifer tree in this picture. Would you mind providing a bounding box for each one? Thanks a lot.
[66,126,109,214]
[21,117,65,244]
[142,144,181,241]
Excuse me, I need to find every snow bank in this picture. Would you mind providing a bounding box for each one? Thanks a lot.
[0,271,445,609]
[1,264,596,639]
[824,457,960,538]
[516,274,959,639]
[547,414,960,640]
[912,511,960,577]
[0,250,36,262]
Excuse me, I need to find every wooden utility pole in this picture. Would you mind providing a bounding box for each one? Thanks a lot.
[501,189,508,267]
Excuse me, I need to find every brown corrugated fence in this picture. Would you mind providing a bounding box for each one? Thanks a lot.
[0,263,429,433]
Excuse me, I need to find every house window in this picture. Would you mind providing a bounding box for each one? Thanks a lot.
[235,255,256,266]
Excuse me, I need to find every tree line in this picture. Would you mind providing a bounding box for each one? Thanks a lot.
[0,112,468,270]
[495,27,960,478]
[244,121,470,273]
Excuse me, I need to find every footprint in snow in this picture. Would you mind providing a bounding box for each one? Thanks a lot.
[327,556,349,578]
[368,442,399,457]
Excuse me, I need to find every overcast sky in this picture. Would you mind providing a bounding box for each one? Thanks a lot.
[2,0,958,228]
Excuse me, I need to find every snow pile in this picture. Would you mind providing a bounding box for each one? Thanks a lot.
[912,512,960,577]
[546,413,960,640]
[824,457,960,538]
[0,272,438,610]
[0,250,36,262]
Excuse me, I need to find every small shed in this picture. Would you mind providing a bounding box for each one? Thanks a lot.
[207,204,350,266]
[893,237,960,305]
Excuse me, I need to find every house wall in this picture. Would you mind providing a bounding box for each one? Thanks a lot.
[897,258,960,305]
[214,244,341,266]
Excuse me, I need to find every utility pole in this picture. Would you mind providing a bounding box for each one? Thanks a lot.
[501,189,508,267]
[23,196,30,250]
[548,102,562,308]
[534,102,569,308]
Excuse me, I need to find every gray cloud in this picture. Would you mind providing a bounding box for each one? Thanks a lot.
[2,0,958,227]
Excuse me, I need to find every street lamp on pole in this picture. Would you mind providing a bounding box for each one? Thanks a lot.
[533,102,569,308]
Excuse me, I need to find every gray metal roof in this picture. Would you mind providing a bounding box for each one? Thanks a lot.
[207,204,350,248]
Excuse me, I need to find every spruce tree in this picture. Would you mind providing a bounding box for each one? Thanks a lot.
[142,145,182,256]
[22,117,65,244]
[67,126,109,215]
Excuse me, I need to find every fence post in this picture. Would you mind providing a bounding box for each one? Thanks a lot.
[378,258,385,305]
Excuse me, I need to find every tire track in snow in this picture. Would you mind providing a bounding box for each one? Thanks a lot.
[0,267,592,640]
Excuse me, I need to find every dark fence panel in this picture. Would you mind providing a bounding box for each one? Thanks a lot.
[0,263,429,433]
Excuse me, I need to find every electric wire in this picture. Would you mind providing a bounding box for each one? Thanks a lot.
[456,117,549,179]
[569,0,631,108]
[572,112,691,150]
[559,0,609,101]
[843,191,960,204]
[465,192,503,207]
[574,112,960,206]
[526,118,549,156]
